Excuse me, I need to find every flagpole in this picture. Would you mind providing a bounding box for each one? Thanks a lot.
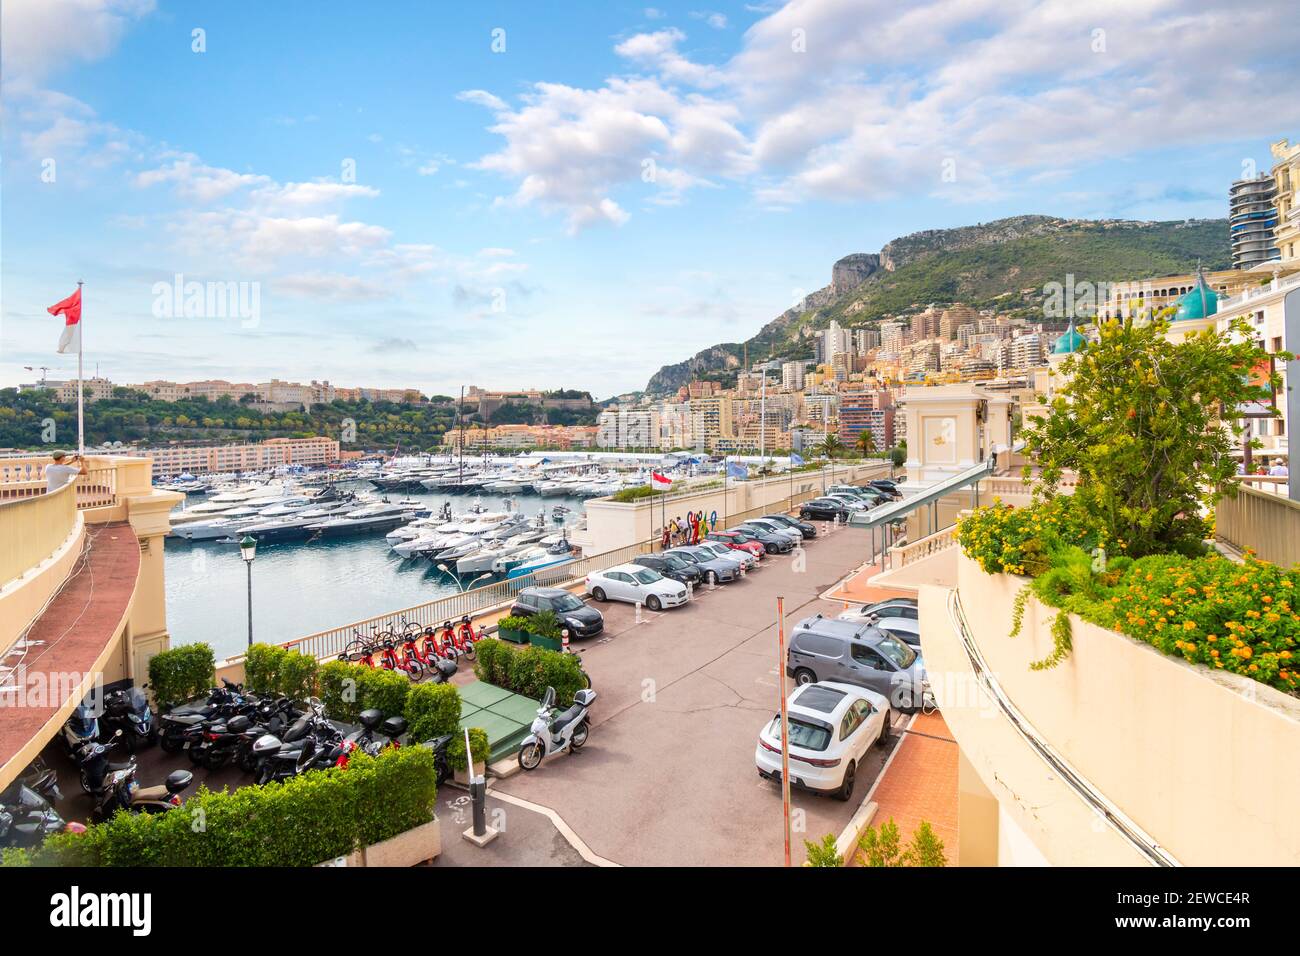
[76,280,85,456]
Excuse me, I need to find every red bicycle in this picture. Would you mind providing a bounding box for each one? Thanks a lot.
[421,622,459,664]
[453,615,483,660]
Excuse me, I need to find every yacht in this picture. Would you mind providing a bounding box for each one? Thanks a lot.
[503,539,576,579]
[306,500,421,538]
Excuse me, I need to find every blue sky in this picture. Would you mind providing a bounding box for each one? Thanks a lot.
[3,0,1297,399]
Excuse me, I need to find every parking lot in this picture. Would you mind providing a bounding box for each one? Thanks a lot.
[493,521,904,867]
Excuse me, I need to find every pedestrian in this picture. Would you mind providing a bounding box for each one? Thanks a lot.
[45,451,83,494]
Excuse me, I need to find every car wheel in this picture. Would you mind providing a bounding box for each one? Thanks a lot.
[591,587,607,602]
[793,668,816,686]
[878,716,891,746]
[646,595,662,612]
[835,760,856,802]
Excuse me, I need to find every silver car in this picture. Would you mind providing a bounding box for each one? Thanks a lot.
[666,545,739,585]
[785,614,932,713]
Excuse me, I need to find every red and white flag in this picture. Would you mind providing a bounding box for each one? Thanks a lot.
[651,471,673,487]
[48,288,82,354]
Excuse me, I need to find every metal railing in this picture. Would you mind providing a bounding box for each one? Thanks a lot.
[1215,484,1300,567]
[273,489,852,664]
[0,481,77,589]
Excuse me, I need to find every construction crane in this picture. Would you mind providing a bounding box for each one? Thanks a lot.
[23,366,66,386]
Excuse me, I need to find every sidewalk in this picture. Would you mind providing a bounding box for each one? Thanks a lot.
[429,790,598,867]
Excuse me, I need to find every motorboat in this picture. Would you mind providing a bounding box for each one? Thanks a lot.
[306,500,422,538]
[503,539,575,579]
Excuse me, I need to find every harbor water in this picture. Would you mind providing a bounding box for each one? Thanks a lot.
[164,485,586,662]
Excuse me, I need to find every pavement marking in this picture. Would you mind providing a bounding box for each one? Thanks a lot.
[488,788,621,867]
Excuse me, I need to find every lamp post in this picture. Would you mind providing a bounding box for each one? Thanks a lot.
[238,535,257,647]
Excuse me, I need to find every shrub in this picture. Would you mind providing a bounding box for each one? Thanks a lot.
[318,659,363,723]
[472,638,586,705]
[316,659,410,724]
[856,818,947,867]
[147,643,216,709]
[244,644,319,700]
[448,726,491,772]
[278,649,319,701]
[804,833,843,866]
[404,682,461,741]
[243,643,285,694]
[24,747,435,867]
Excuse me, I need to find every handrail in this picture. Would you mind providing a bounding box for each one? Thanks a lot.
[1215,483,1300,566]
[946,587,1178,867]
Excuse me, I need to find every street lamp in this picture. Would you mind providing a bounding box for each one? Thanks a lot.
[238,535,257,647]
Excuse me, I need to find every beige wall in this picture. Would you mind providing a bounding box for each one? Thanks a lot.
[922,554,1300,866]
[572,462,892,554]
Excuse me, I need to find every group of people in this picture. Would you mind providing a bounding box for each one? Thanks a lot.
[1238,458,1289,478]
[660,510,716,548]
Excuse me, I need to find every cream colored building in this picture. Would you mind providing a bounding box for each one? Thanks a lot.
[1271,138,1300,263]
[0,455,182,792]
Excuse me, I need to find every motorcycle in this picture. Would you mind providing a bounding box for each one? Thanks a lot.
[418,734,454,785]
[61,703,101,758]
[517,686,598,771]
[159,681,259,755]
[345,709,408,759]
[14,756,62,805]
[76,732,194,821]
[0,792,83,848]
[250,698,345,784]
[100,686,156,753]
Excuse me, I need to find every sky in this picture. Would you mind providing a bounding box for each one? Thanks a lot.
[2,0,1297,400]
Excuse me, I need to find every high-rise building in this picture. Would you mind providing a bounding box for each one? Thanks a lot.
[781,360,806,390]
[1270,138,1300,263]
[1229,174,1280,269]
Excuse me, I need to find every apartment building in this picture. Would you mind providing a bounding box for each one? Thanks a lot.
[1271,138,1300,263]
[134,436,341,477]
[838,389,896,451]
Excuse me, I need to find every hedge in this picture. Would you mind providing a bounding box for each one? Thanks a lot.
[403,682,461,742]
[317,659,411,724]
[147,643,216,709]
[244,643,319,701]
[4,747,436,867]
[474,638,586,706]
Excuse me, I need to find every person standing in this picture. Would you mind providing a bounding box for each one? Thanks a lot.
[45,451,83,493]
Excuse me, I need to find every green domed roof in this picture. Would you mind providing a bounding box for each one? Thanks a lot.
[1173,269,1218,321]
[1052,319,1085,354]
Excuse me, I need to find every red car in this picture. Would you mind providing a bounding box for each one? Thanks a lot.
[706,530,765,559]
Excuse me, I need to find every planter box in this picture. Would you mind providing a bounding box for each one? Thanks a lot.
[453,760,487,786]
[361,817,441,867]
[528,633,562,652]
[315,849,364,867]
[497,626,528,644]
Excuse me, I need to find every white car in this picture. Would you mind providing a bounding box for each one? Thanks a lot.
[586,563,690,611]
[755,681,891,801]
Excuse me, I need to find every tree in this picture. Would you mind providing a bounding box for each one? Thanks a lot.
[1020,315,1282,557]
[815,434,845,460]
[856,818,947,867]
[854,430,877,458]
[803,833,843,867]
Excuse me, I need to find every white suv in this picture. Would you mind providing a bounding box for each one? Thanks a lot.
[586,563,690,611]
[755,681,891,801]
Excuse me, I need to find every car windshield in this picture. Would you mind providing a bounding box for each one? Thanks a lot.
[877,636,916,668]
[632,568,662,584]
[770,716,831,752]
[663,555,689,570]
[551,594,585,612]
[729,531,753,543]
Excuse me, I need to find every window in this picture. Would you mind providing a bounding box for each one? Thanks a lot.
[632,568,661,584]
[877,636,916,668]
[840,709,862,740]
[551,594,585,612]
[772,717,832,752]
[851,644,888,669]
[852,699,875,721]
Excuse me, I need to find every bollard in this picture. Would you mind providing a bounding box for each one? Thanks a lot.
[635,601,644,624]
[708,574,718,591]
[470,776,487,837]
[686,581,694,602]
[562,628,570,654]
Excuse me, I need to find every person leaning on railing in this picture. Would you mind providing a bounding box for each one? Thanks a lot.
[45,450,84,494]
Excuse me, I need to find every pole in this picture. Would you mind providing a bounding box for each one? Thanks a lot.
[777,595,791,866]
[76,280,85,456]
[760,369,766,462]
[723,454,728,526]
[245,560,253,647]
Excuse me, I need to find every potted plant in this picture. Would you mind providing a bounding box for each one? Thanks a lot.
[525,609,564,652]
[495,615,531,644]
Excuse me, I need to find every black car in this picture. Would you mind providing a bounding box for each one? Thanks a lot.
[761,513,817,538]
[509,586,604,638]
[868,480,902,500]
[728,526,792,554]
[800,499,851,521]
[633,553,703,585]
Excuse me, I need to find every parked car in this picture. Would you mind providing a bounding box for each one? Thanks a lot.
[740,518,803,547]
[868,479,903,499]
[706,529,766,559]
[586,563,690,611]
[755,681,891,801]
[633,552,703,585]
[838,597,919,624]
[731,524,795,554]
[828,484,888,506]
[785,614,932,712]
[692,539,759,571]
[761,513,817,538]
[510,586,604,638]
[824,493,871,511]
[872,616,921,650]
[666,545,741,584]
[800,498,852,522]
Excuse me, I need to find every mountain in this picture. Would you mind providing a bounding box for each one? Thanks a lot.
[644,215,1230,396]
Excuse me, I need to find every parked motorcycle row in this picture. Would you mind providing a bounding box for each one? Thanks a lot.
[0,757,85,849]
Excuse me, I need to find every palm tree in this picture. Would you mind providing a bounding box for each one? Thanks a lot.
[815,434,844,459]
[855,431,877,458]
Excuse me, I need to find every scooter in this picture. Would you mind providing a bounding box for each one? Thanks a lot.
[100,686,156,753]
[418,734,454,785]
[76,732,194,821]
[517,686,598,771]
[61,704,101,758]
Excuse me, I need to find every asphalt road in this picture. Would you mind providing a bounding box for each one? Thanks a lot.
[494,522,903,867]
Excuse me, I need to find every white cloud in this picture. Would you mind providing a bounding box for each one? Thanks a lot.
[457,89,508,112]
[135,157,270,202]
[278,272,387,300]
[0,0,155,85]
